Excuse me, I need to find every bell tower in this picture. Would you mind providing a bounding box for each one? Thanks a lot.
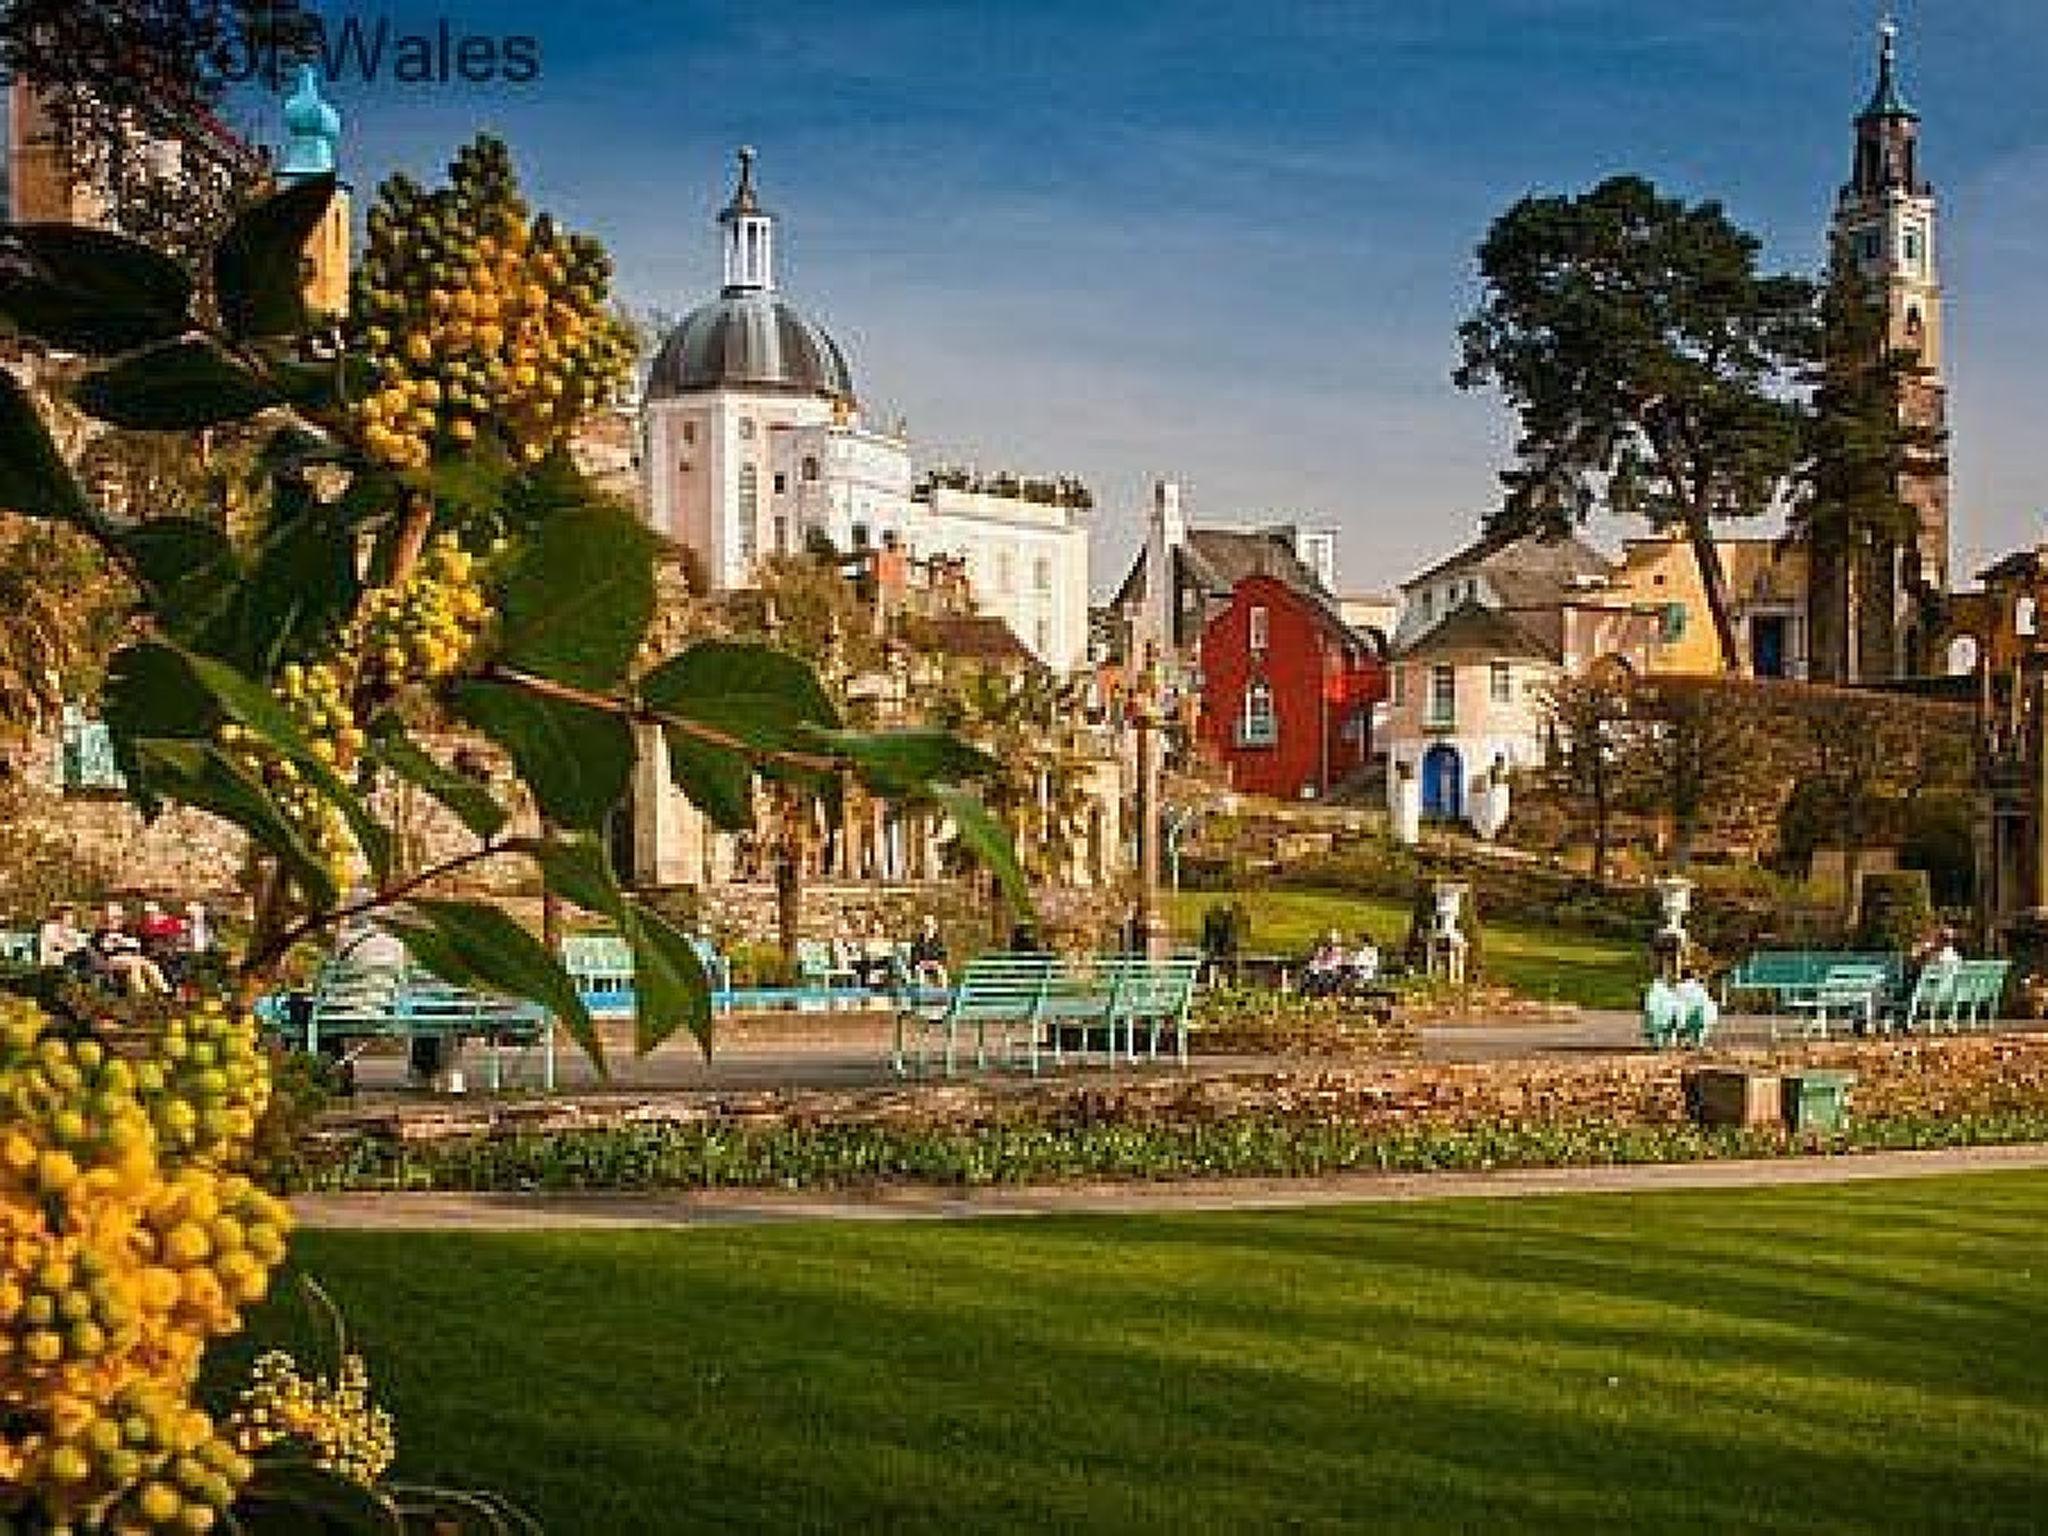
[1830,15,1950,595]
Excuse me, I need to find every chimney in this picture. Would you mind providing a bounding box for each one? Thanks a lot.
[1153,478,1187,548]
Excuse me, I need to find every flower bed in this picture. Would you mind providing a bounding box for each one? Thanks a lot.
[287,1036,2048,1195]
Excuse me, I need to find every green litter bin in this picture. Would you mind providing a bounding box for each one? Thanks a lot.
[1782,1070,1856,1133]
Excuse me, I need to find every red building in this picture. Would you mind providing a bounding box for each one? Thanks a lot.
[1197,574,1387,800]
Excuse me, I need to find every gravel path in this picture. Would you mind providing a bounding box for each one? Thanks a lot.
[291,1141,2048,1232]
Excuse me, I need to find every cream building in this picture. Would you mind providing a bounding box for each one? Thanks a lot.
[640,149,1089,673]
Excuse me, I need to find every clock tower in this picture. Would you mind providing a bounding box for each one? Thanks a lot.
[1831,16,1950,596]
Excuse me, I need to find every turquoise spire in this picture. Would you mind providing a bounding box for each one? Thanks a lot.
[278,63,341,180]
[1860,17,1918,122]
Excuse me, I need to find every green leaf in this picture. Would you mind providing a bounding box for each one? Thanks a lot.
[383,899,602,1073]
[934,786,1031,912]
[639,641,841,760]
[238,1456,407,1533]
[0,366,95,526]
[624,899,716,1058]
[513,835,714,1057]
[450,680,634,831]
[367,721,507,840]
[214,174,337,339]
[146,643,394,881]
[496,496,656,690]
[0,223,193,353]
[805,726,998,798]
[218,487,363,673]
[116,517,242,641]
[101,642,220,813]
[130,739,338,908]
[269,353,374,412]
[74,337,281,429]
[662,731,754,831]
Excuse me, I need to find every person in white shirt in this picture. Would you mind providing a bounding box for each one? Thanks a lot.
[36,905,86,970]
[1349,935,1381,986]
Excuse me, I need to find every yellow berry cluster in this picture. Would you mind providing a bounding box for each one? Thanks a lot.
[228,1350,395,1488]
[351,134,634,471]
[0,997,291,1533]
[219,533,496,894]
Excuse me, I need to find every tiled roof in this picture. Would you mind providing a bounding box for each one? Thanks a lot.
[1394,601,1558,664]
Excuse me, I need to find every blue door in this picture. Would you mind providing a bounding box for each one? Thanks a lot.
[1421,744,1463,820]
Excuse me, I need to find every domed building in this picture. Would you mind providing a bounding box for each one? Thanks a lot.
[642,148,914,593]
[640,150,1089,673]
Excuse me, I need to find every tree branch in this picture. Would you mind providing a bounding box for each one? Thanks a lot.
[484,664,845,775]
[238,838,513,979]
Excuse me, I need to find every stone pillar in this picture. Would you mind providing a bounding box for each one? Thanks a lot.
[1392,761,1421,846]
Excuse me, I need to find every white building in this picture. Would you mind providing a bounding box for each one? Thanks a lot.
[641,149,1089,672]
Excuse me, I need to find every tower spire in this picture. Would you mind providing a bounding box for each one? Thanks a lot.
[1861,12,1917,121]
[718,145,775,293]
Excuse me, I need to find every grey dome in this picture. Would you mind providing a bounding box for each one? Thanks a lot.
[645,292,854,404]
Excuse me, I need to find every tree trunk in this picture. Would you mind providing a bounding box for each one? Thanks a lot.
[775,795,804,963]
[1686,520,1746,676]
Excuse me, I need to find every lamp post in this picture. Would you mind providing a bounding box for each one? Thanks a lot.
[1130,650,1168,959]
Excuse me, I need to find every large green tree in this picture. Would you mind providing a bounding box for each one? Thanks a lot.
[1791,237,1944,679]
[1455,175,1818,673]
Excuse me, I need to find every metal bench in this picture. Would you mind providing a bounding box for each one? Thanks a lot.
[291,957,551,1092]
[1774,962,1890,1041]
[1723,950,1900,1011]
[895,951,1202,1077]
[1901,958,2009,1033]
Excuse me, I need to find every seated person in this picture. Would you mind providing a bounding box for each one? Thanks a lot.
[93,902,170,996]
[1301,930,1347,997]
[1348,934,1381,987]
[909,914,949,990]
[138,900,183,957]
[36,905,87,971]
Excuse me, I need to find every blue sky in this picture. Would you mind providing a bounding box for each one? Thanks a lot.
[255,1,2048,595]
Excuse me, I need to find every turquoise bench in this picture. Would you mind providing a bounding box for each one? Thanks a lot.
[0,929,35,969]
[292,957,550,1092]
[559,931,735,1017]
[1773,963,1890,1041]
[1892,958,2009,1033]
[896,951,1202,1077]
[1723,950,1900,1011]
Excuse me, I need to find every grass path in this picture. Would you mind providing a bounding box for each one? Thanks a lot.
[1171,886,1646,1008]
[229,1171,2048,1533]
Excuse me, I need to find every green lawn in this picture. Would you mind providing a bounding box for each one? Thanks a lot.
[232,1174,2048,1533]
[1172,886,1647,1008]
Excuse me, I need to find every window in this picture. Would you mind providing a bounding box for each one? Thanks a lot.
[1859,229,1882,263]
[1390,667,1406,707]
[851,522,871,551]
[1035,618,1052,656]
[772,472,787,495]
[1033,556,1053,594]
[1428,665,1456,726]
[681,420,696,446]
[1238,683,1277,747]
[1248,605,1269,652]
[738,417,756,441]
[1904,229,1923,266]
[997,552,1015,593]
[1489,662,1512,703]
[802,455,820,482]
[737,464,759,564]
[1421,590,1434,620]
[773,515,790,555]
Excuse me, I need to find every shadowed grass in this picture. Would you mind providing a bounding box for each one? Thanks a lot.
[223,1172,2048,1533]
[1171,886,1645,1008]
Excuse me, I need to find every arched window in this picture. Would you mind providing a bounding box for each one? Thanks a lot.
[801,455,820,482]
[737,464,759,565]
